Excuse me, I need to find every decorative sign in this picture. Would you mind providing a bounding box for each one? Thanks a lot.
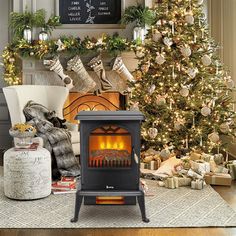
[58,0,122,24]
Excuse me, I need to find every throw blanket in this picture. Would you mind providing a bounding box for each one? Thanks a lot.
[23,101,80,178]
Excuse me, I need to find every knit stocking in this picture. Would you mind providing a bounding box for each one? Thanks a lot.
[67,55,96,93]
[44,56,74,90]
[112,56,135,82]
[88,55,112,91]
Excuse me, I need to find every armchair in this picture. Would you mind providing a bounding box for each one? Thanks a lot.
[3,85,80,155]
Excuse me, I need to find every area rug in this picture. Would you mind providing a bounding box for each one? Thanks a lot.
[0,168,236,228]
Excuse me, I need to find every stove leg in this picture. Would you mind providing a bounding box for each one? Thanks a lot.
[137,193,150,223]
[71,194,83,223]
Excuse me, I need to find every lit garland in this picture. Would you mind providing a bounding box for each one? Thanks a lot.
[2,34,135,85]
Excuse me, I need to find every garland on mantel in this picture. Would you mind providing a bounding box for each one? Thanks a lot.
[2,34,137,85]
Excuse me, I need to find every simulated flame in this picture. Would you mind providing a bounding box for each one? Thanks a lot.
[89,135,131,168]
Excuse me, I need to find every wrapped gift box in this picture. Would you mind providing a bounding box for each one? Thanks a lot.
[190,160,210,175]
[191,179,204,190]
[205,173,232,186]
[226,162,236,180]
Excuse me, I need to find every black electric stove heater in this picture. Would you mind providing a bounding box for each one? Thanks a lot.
[71,111,149,223]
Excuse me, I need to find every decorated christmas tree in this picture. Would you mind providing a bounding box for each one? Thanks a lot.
[129,0,236,156]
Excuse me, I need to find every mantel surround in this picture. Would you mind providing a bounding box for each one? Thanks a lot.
[21,51,138,122]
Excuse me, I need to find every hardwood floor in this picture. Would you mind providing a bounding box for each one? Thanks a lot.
[0,182,235,236]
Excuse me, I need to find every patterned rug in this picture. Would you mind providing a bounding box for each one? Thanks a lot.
[0,168,236,228]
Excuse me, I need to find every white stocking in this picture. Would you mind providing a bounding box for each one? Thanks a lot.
[44,56,74,90]
[112,57,135,82]
[67,55,96,93]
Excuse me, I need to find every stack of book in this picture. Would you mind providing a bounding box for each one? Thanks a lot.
[51,177,77,195]
[14,142,39,151]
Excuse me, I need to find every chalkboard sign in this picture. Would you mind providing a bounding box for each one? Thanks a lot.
[58,0,122,25]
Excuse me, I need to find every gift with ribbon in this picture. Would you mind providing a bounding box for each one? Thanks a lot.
[190,160,210,175]
[226,161,236,180]
[191,179,204,190]
[205,173,232,186]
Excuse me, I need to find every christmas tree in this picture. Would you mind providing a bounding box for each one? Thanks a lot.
[129,0,236,155]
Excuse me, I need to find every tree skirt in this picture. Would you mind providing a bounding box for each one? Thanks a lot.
[0,168,236,228]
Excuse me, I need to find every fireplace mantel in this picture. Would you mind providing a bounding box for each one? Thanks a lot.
[21,51,138,94]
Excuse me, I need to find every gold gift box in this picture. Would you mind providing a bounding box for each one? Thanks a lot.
[205,173,232,186]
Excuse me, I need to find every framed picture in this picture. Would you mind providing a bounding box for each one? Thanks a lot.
[55,0,125,29]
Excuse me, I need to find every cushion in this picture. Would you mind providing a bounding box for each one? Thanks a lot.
[154,156,182,177]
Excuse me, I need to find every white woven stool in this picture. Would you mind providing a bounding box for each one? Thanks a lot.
[4,147,51,200]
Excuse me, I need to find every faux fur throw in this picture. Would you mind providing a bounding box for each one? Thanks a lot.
[23,101,80,177]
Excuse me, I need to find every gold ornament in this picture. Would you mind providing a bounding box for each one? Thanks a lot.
[179,87,189,97]
[144,95,152,104]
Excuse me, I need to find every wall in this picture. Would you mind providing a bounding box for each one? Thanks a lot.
[208,0,236,156]
[0,0,12,150]
[12,0,140,40]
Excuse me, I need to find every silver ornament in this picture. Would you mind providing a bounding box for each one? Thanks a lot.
[220,123,230,133]
[136,47,145,58]
[38,27,49,41]
[201,106,211,116]
[179,87,189,97]
[56,39,65,51]
[208,132,220,143]
[187,68,198,78]
[148,84,156,94]
[163,37,173,47]
[152,31,162,42]
[225,76,235,89]
[185,14,194,25]
[180,46,192,57]
[201,55,212,66]
[160,149,171,160]
[155,53,166,65]
[148,128,158,139]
